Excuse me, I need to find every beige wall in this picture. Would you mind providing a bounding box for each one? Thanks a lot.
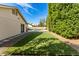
[18,13,27,32]
[0,7,21,40]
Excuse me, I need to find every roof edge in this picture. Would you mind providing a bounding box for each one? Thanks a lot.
[0,4,27,24]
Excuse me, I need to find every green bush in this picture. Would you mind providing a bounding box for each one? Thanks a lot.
[46,3,79,38]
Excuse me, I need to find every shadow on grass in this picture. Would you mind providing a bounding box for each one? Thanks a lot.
[5,38,79,56]
[13,32,43,47]
[0,32,43,47]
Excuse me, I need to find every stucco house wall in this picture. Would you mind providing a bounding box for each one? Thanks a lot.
[0,6,27,40]
[18,13,27,32]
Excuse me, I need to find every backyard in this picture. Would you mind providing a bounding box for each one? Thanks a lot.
[4,32,79,56]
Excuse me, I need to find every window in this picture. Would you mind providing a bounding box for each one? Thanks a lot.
[12,9,17,16]
[21,24,25,33]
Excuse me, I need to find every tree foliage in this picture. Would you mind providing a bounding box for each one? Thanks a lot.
[46,3,79,38]
[39,19,46,27]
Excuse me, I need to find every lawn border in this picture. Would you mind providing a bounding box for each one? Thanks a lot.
[48,31,79,53]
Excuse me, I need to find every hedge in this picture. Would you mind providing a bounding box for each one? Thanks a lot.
[46,3,79,38]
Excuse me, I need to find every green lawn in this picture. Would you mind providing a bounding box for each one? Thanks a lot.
[4,32,79,56]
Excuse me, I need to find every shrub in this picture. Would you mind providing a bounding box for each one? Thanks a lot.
[46,3,79,38]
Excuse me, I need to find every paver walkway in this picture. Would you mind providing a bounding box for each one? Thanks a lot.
[49,32,79,52]
[0,32,31,55]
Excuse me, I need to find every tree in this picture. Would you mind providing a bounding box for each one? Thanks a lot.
[39,18,46,27]
[46,3,79,39]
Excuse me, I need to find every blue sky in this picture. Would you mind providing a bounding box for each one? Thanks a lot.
[2,3,48,25]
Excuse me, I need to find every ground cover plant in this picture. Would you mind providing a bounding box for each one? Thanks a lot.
[4,32,79,56]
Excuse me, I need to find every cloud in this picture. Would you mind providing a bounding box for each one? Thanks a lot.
[17,3,37,10]
[16,3,37,15]
[23,8,32,15]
